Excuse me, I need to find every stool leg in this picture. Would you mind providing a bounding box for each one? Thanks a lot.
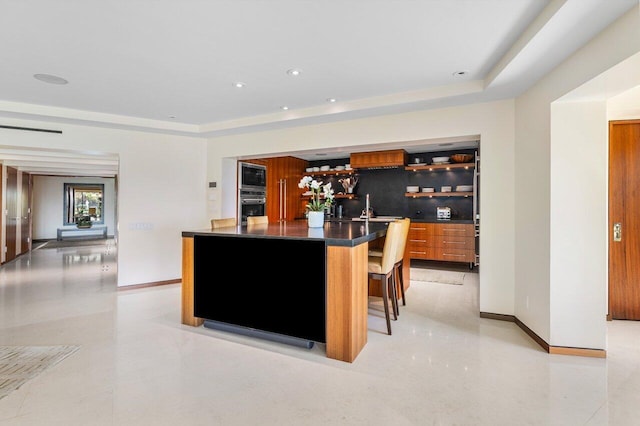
[397,262,406,306]
[381,274,392,335]
[390,270,399,319]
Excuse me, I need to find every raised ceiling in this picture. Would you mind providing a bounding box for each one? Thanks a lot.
[0,0,637,174]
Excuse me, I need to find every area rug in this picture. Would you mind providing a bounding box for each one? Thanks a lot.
[0,345,80,400]
[410,268,465,285]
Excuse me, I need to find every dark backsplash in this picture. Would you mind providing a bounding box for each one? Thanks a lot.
[308,149,477,221]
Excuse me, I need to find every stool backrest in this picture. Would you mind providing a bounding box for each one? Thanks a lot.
[380,220,404,274]
[247,215,269,225]
[211,218,237,229]
[393,218,411,264]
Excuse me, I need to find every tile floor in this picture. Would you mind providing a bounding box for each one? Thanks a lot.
[1,241,640,425]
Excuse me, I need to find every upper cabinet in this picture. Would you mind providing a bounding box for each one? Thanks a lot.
[349,149,408,169]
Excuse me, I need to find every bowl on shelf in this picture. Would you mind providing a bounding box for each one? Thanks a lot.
[441,186,452,192]
[306,167,314,172]
[451,153,474,163]
[406,186,420,193]
[335,165,345,171]
[455,185,473,192]
[320,165,331,171]
[422,187,434,192]
[432,156,450,164]
[312,167,320,172]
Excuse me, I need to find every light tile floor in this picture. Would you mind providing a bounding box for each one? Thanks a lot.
[1,242,640,425]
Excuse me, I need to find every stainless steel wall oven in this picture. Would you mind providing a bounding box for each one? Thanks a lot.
[238,189,266,225]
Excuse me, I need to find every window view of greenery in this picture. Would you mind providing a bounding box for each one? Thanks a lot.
[64,183,104,226]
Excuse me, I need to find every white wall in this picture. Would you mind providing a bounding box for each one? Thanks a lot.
[514,5,640,347]
[550,101,608,349]
[207,99,517,316]
[0,120,208,287]
[32,176,116,240]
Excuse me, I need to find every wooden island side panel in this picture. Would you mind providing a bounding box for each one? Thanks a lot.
[181,237,203,327]
[326,243,368,363]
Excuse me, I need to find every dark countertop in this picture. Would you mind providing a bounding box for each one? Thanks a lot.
[182,220,388,247]
[329,217,474,224]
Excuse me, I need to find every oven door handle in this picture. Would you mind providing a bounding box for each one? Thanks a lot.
[242,198,266,204]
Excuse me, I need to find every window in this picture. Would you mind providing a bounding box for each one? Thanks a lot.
[63,183,104,225]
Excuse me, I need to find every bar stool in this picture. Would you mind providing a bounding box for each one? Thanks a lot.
[367,220,403,335]
[369,218,410,316]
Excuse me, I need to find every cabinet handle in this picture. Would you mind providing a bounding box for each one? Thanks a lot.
[443,241,466,244]
[443,228,465,232]
[283,179,287,221]
[443,253,465,257]
[410,239,426,243]
[410,251,427,255]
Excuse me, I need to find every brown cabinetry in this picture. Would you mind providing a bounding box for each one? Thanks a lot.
[408,222,475,263]
[264,156,308,222]
[350,149,407,169]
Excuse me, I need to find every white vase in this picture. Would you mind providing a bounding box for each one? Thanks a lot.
[307,211,325,228]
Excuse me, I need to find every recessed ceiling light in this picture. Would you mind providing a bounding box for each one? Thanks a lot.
[281,106,289,110]
[452,71,469,77]
[327,98,337,103]
[439,143,453,146]
[315,153,327,156]
[287,68,302,76]
[169,116,176,119]
[233,82,246,88]
[33,73,68,85]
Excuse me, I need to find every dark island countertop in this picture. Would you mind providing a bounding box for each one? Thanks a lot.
[329,217,475,224]
[182,220,389,247]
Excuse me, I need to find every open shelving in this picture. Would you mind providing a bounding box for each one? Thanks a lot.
[404,191,473,198]
[404,162,474,172]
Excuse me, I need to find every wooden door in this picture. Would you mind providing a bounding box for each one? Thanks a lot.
[264,156,307,223]
[20,172,31,254]
[5,167,18,262]
[264,157,282,222]
[609,120,640,320]
[284,157,307,221]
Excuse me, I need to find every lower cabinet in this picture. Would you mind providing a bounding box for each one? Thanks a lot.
[408,222,475,263]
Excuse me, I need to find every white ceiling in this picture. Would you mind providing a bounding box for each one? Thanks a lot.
[0,0,637,175]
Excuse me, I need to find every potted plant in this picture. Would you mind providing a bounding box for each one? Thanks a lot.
[74,207,93,228]
[298,176,334,228]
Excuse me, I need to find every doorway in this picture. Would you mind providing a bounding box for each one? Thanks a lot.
[608,119,640,320]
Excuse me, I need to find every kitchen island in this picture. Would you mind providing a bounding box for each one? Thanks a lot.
[181,220,390,363]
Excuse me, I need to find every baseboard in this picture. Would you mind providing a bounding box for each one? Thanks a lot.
[479,312,515,322]
[117,278,181,291]
[513,316,549,352]
[549,346,606,358]
[480,311,605,358]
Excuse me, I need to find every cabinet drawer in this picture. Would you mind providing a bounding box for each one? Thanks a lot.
[436,224,474,237]
[410,234,474,248]
[409,247,474,262]
[408,248,431,260]
[408,223,434,240]
[432,236,475,249]
[408,240,429,253]
[437,248,475,262]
